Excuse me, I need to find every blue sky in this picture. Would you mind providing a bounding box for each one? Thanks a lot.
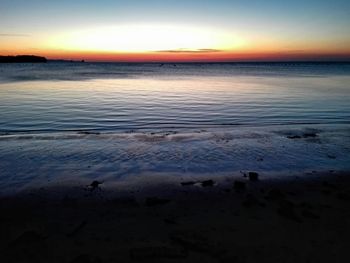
[1,0,349,61]
[1,0,349,31]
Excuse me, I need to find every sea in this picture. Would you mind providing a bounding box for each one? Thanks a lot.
[0,62,350,194]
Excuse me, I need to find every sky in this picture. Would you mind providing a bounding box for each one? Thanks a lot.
[1,0,350,62]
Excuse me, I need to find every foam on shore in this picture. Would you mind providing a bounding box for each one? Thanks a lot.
[1,124,349,196]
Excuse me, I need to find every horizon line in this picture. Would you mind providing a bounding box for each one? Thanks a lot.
[2,54,350,64]
[48,60,350,63]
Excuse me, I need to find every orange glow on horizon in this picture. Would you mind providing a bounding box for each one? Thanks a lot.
[1,23,350,62]
[1,48,350,62]
[26,49,350,62]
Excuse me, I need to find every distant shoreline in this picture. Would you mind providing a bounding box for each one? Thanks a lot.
[0,55,47,63]
[1,55,350,64]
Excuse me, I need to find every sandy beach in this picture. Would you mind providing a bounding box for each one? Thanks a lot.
[1,170,349,263]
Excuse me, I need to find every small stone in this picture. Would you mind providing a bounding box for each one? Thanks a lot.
[88,180,103,191]
[327,154,336,159]
[287,135,302,139]
[248,172,259,181]
[181,181,196,186]
[90,180,102,188]
[201,180,215,187]
[303,132,317,138]
[77,131,101,135]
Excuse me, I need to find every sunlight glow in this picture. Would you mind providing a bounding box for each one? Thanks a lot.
[48,25,245,53]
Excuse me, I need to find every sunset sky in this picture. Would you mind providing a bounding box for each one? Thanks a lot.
[1,0,350,62]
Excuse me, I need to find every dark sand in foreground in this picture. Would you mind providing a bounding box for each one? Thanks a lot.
[1,171,350,263]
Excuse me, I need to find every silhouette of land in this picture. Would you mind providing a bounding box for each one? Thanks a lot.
[0,55,47,63]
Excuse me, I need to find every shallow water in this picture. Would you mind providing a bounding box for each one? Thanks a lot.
[1,62,350,193]
[0,62,350,133]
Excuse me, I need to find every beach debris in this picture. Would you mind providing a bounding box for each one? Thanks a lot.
[88,180,103,191]
[201,179,215,187]
[77,131,101,135]
[287,132,318,139]
[287,135,302,139]
[233,180,246,191]
[303,132,318,138]
[248,172,259,181]
[130,246,187,260]
[181,181,196,186]
[145,197,171,206]
[240,170,247,177]
[277,200,302,222]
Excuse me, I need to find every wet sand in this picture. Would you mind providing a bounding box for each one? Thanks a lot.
[0,171,349,263]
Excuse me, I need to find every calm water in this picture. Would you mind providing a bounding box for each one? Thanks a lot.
[1,62,350,192]
[0,62,350,133]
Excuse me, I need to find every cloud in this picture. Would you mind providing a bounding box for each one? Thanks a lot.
[156,48,223,53]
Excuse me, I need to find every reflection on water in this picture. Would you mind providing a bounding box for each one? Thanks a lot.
[0,63,349,133]
[1,63,350,191]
